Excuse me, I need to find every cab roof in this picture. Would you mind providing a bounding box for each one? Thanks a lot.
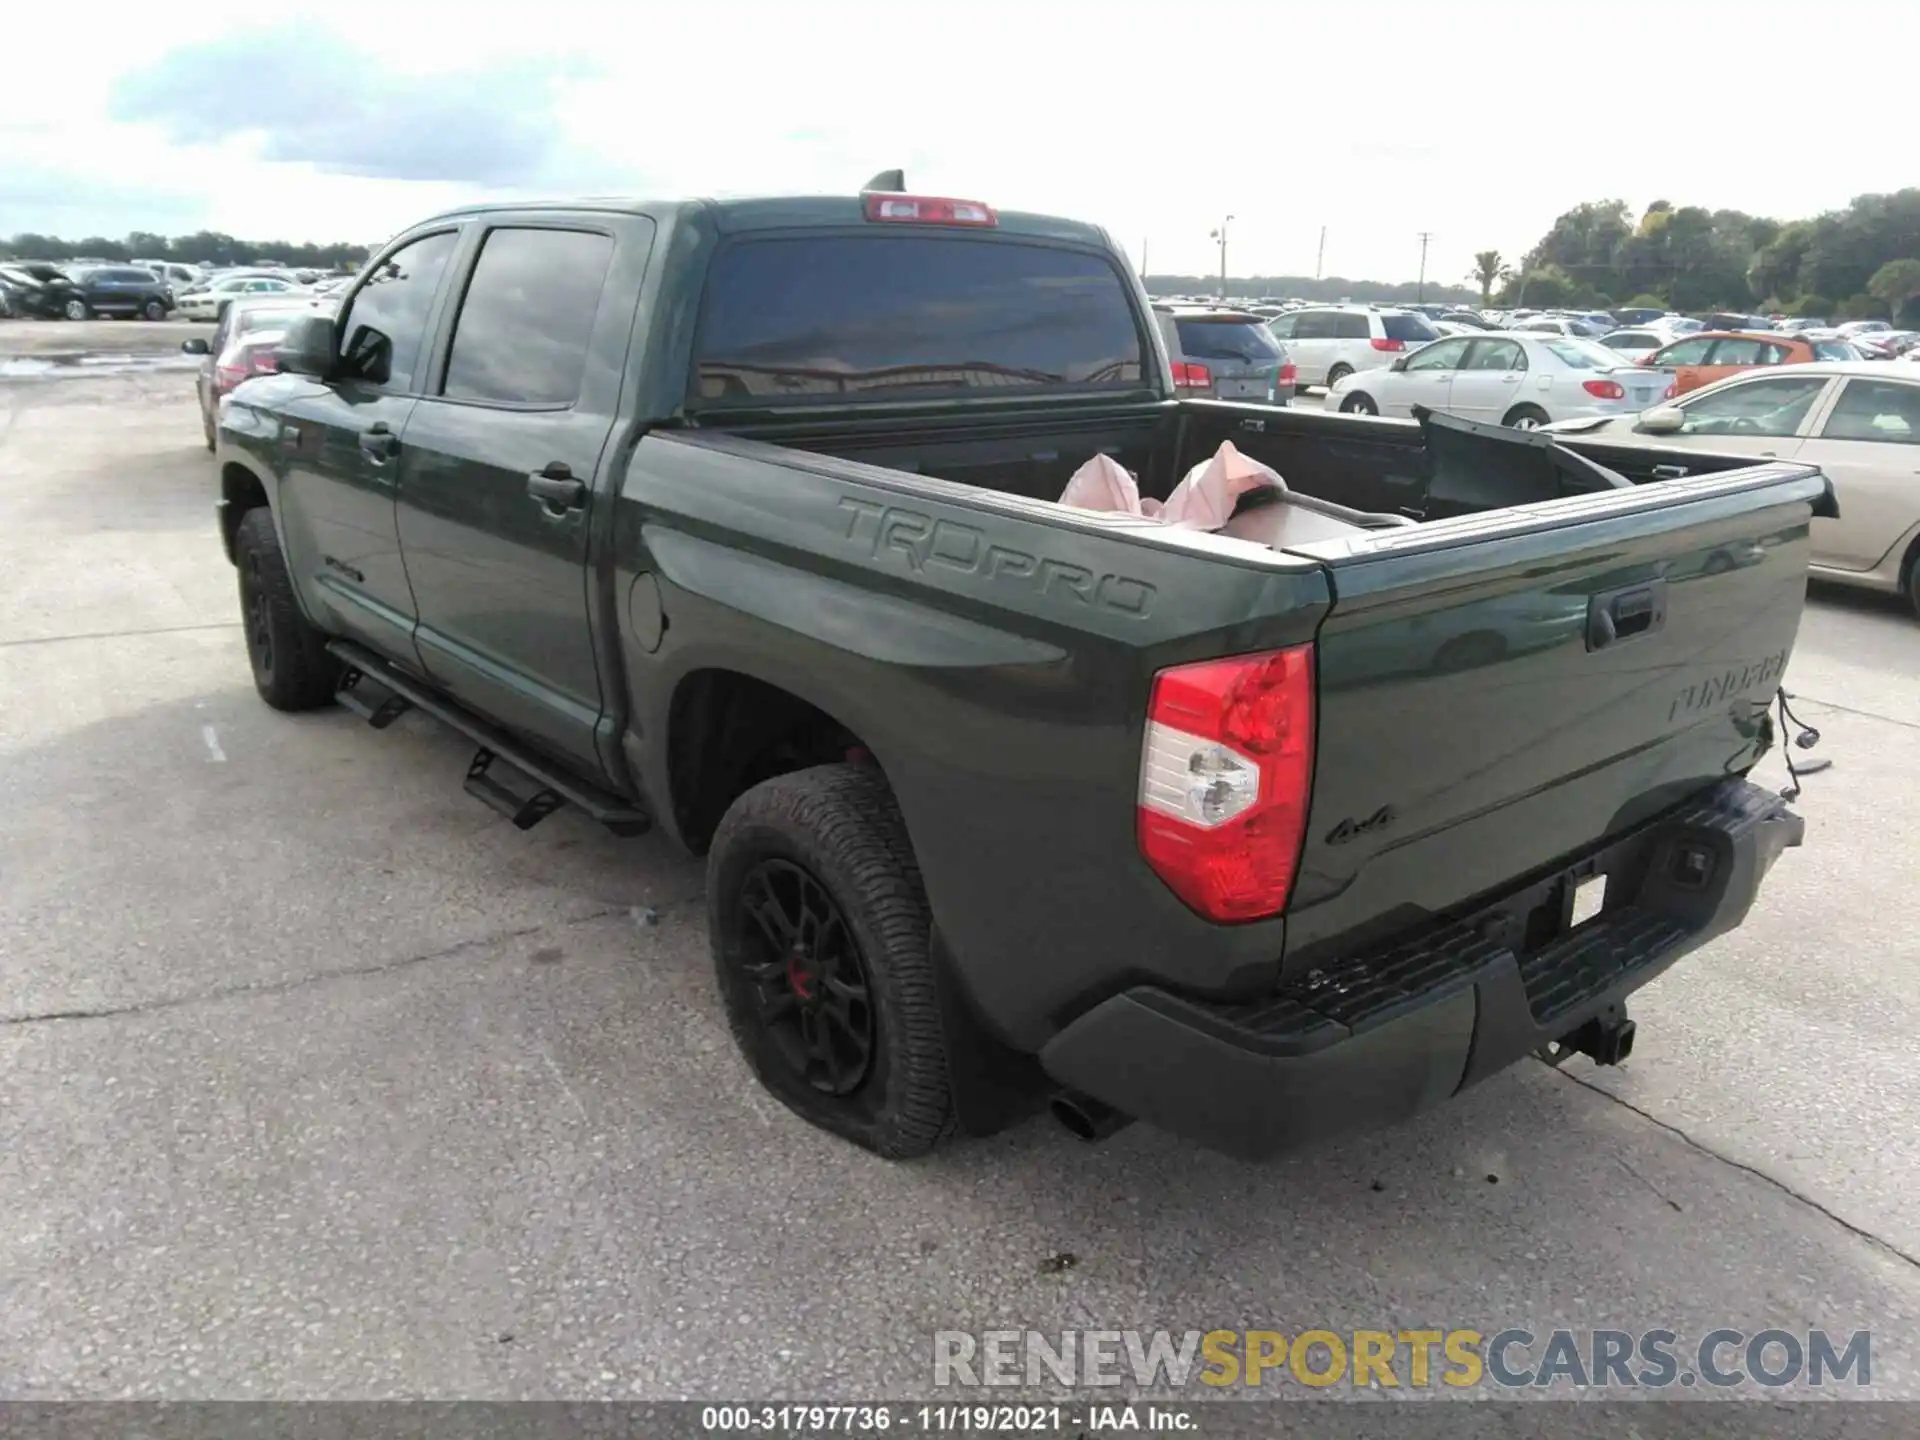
[413,193,1113,249]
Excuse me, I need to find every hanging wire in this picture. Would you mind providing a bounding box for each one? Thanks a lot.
[1774,688,1828,801]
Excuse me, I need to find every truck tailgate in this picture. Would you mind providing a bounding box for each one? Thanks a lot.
[1274,461,1835,963]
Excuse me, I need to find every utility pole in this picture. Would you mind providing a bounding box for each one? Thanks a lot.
[1416,232,1433,303]
[1209,216,1233,299]
[1315,226,1326,282]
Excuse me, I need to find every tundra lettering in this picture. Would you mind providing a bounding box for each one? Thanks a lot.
[839,494,1156,618]
[1668,648,1789,723]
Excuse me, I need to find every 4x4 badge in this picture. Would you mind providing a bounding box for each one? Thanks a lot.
[1326,806,1395,845]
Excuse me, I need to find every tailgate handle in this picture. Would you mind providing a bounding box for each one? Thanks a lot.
[1587,580,1667,651]
[1651,463,1690,480]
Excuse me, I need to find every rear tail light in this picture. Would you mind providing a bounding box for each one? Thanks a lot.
[1276,361,1298,385]
[862,193,997,227]
[1583,379,1626,399]
[1171,361,1213,390]
[1138,645,1315,923]
[215,362,246,390]
[1370,338,1407,352]
[247,349,280,378]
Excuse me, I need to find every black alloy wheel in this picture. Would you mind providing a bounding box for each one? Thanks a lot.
[735,858,875,1095]
[241,548,275,683]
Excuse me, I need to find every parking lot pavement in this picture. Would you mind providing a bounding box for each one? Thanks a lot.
[3,374,1918,1400]
[0,317,203,358]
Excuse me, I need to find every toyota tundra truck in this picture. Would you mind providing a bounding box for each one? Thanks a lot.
[210,177,1830,1160]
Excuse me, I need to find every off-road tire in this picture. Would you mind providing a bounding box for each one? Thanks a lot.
[233,507,340,711]
[708,763,955,1158]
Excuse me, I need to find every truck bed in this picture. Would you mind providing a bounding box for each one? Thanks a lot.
[714,398,1769,532]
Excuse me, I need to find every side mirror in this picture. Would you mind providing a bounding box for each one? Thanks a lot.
[1389,356,1409,372]
[1638,406,1686,435]
[275,312,338,379]
[179,337,209,356]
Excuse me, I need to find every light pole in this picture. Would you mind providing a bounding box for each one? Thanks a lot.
[1209,216,1233,299]
[1416,232,1433,303]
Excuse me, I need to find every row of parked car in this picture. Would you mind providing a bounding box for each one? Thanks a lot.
[1150,296,1920,616]
[0,259,350,323]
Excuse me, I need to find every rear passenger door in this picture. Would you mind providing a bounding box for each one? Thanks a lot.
[1329,311,1372,379]
[395,217,647,780]
[1287,310,1341,385]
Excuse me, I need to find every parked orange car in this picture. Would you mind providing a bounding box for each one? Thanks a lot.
[1640,330,1860,396]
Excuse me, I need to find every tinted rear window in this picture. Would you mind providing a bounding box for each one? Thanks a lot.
[1812,340,1862,361]
[1381,313,1438,342]
[693,236,1143,404]
[1173,317,1285,362]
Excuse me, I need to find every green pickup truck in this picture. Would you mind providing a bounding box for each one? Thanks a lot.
[212,180,1831,1161]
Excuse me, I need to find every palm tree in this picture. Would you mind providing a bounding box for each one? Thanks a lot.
[1470,250,1506,306]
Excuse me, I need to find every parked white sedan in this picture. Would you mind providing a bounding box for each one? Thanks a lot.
[1541,362,1920,615]
[176,274,309,321]
[1322,333,1669,428]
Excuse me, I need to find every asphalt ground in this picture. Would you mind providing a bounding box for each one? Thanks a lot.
[2,344,1917,1402]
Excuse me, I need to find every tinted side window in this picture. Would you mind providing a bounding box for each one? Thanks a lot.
[1266,314,1297,339]
[1465,339,1525,371]
[693,236,1143,404]
[1403,337,1470,371]
[338,230,459,391]
[1334,313,1371,339]
[1679,376,1830,436]
[1292,311,1336,340]
[443,228,615,406]
[1708,339,1766,365]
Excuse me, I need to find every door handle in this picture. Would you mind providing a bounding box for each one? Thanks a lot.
[359,422,399,462]
[527,464,586,511]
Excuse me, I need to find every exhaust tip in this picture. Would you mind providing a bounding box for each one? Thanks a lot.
[1050,1092,1132,1143]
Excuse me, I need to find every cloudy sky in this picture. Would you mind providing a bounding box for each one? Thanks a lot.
[1,1,1908,283]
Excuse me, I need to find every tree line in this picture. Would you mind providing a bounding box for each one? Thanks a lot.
[1,230,372,271]
[1467,189,1920,324]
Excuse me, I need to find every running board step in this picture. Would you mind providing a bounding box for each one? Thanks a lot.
[336,669,414,729]
[465,749,565,831]
[325,640,652,838]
